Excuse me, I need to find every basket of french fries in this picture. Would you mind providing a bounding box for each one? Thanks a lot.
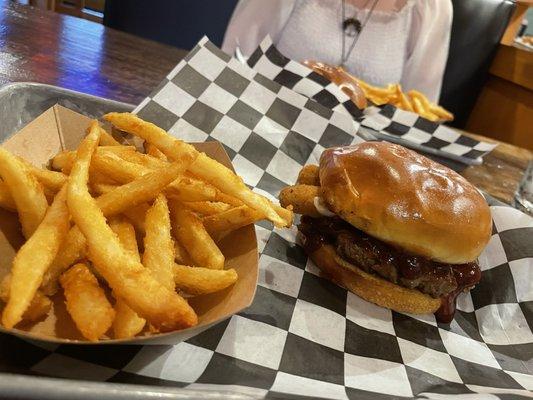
[0,105,292,343]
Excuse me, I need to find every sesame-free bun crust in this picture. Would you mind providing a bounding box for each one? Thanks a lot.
[319,142,492,264]
[305,240,441,314]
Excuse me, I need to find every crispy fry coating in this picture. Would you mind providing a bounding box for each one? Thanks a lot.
[279,184,322,218]
[60,263,115,341]
[297,165,320,186]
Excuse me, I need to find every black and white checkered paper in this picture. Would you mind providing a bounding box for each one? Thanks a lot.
[1,37,532,400]
[246,36,498,166]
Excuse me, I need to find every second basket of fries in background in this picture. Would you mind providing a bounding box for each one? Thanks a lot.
[0,105,292,344]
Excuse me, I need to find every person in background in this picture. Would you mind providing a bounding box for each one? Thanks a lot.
[222,0,452,102]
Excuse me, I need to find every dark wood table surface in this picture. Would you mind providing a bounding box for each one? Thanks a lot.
[0,0,531,205]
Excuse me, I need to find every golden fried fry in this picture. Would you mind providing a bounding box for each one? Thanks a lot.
[51,150,75,172]
[103,113,287,227]
[20,291,52,322]
[429,103,454,121]
[214,192,244,206]
[109,217,140,261]
[90,182,118,195]
[145,142,167,160]
[183,201,232,216]
[0,181,16,211]
[113,298,146,339]
[67,121,197,331]
[174,241,194,266]
[40,226,87,296]
[297,165,320,186]
[279,184,322,218]
[203,205,263,234]
[409,95,439,122]
[0,147,48,238]
[143,195,175,291]
[60,263,115,341]
[173,264,238,295]
[99,128,122,146]
[117,150,168,170]
[41,163,185,295]
[27,166,67,193]
[92,153,148,183]
[170,203,225,270]
[123,203,149,234]
[0,275,51,322]
[166,175,218,202]
[110,217,146,339]
[2,186,69,328]
[95,162,186,217]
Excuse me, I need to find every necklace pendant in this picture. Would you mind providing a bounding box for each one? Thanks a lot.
[343,17,361,37]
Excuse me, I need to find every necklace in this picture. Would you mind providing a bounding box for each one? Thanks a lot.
[340,0,380,68]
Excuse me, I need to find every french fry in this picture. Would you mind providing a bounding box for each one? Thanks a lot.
[0,181,16,211]
[41,162,186,295]
[19,291,52,322]
[92,153,149,183]
[60,263,115,341]
[123,203,149,234]
[117,150,168,170]
[67,121,197,331]
[109,217,140,261]
[214,191,244,206]
[174,241,194,266]
[173,264,238,296]
[279,184,322,218]
[51,150,75,172]
[190,153,287,227]
[183,201,232,216]
[52,146,135,174]
[89,151,214,203]
[113,298,146,339]
[429,103,454,121]
[99,128,122,146]
[40,226,87,296]
[166,175,218,202]
[297,165,320,186]
[170,203,225,270]
[203,205,263,235]
[25,165,67,193]
[0,275,51,322]
[143,195,175,291]
[145,142,167,160]
[95,162,186,217]
[409,95,439,122]
[1,186,69,329]
[0,147,48,238]
[90,182,118,195]
[103,113,287,227]
[110,217,146,339]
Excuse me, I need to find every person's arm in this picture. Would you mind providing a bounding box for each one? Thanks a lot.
[401,0,453,102]
[222,0,295,56]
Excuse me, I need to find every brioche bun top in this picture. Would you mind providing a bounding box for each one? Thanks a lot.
[319,142,492,264]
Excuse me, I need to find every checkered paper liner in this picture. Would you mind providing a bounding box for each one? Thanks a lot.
[1,37,533,400]
[246,36,498,166]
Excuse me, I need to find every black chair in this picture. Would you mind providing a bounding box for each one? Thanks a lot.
[103,0,238,50]
[439,0,516,128]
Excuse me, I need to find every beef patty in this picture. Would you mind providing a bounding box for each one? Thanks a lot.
[298,216,480,299]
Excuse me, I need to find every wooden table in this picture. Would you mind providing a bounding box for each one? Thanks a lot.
[0,0,531,205]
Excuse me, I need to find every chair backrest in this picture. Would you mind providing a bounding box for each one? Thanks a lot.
[103,0,238,50]
[439,0,515,128]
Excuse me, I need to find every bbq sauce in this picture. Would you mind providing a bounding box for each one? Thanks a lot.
[299,216,482,323]
[434,262,481,323]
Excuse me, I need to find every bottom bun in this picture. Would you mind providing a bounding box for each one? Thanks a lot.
[307,240,441,315]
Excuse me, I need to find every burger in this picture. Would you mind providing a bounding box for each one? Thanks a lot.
[279,142,492,322]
